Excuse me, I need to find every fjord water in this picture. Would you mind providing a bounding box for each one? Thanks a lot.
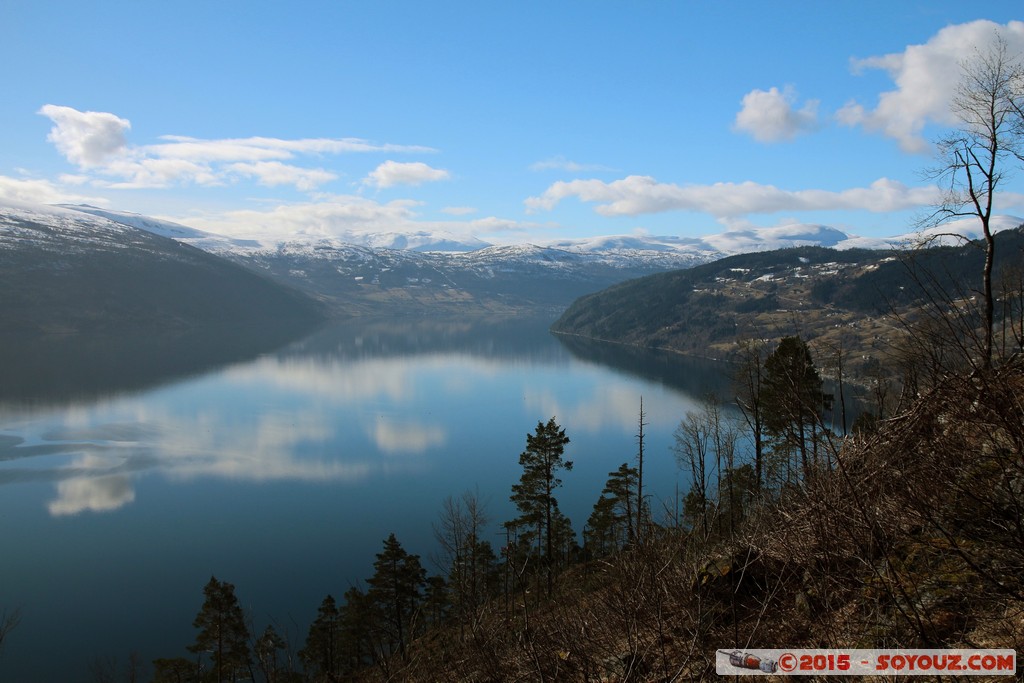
[0,316,732,681]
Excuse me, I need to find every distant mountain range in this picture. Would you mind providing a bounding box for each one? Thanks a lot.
[53,205,714,313]
[3,200,1022,325]
[61,202,1024,257]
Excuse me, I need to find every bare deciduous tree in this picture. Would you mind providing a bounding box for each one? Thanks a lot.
[923,34,1024,369]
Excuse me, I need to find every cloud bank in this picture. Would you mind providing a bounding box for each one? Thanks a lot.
[178,194,538,244]
[525,175,938,219]
[37,105,435,191]
[0,174,108,206]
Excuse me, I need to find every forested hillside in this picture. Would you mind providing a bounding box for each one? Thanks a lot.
[551,227,1024,373]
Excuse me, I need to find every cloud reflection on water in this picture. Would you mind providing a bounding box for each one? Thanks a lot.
[1,318,709,518]
[524,382,701,434]
[49,471,135,516]
[371,417,446,454]
[3,391,419,516]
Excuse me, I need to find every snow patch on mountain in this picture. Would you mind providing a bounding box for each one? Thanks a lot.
[0,200,144,253]
[58,204,263,252]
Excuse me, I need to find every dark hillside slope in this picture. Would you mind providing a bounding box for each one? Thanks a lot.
[0,207,324,334]
[552,246,879,348]
[552,227,1024,358]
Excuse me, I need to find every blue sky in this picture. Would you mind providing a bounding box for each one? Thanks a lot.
[1,1,1023,245]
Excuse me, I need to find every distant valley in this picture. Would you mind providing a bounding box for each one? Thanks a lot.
[3,201,1022,342]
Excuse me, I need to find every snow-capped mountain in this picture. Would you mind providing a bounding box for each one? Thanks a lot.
[56,204,263,252]
[1,201,175,255]
[11,201,1021,316]
[542,217,1024,259]
[54,203,1024,267]
[0,201,323,332]
[222,237,702,312]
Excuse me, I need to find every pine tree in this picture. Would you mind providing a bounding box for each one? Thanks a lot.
[585,494,619,557]
[734,337,768,493]
[604,462,639,544]
[761,336,831,483]
[422,575,449,626]
[549,508,578,570]
[337,586,373,673]
[366,533,426,658]
[300,595,342,682]
[585,462,639,556]
[509,417,572,596]
[188,576,251,683]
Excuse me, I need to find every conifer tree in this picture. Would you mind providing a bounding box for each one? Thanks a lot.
[585,494,619,557]
[300,595,342,682]
[338,586,373,673]
[761,336,831,482]
[188,576,251,683]
[510,417,572,596]
[366,533,426,659]
[422,575,449,626]
[734,337,768,492]
[585,462,639,555]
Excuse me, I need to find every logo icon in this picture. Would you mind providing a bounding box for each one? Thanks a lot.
[726,650,778,673]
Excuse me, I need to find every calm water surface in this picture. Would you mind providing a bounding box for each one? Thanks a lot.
[0,316,733,681]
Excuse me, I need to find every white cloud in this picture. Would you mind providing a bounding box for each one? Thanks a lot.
[148,135,434,161]
[38,104,130,167]
[997,191,1024,209]
[363,160,450,188]
[734,86,819,142]
[530,155,616,172]
[441,206,477,215]
[192,194,420,240]
[101,157,221,189]
[837,20,1024,153]
[174,195,541,245]
[36,105,433,191]
[525,175,938,218]
[0,174,108,205]
[229,161,338,191]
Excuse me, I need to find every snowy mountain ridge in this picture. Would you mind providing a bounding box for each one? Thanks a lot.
[4,200,1022,315]
[47,202,1024,267]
